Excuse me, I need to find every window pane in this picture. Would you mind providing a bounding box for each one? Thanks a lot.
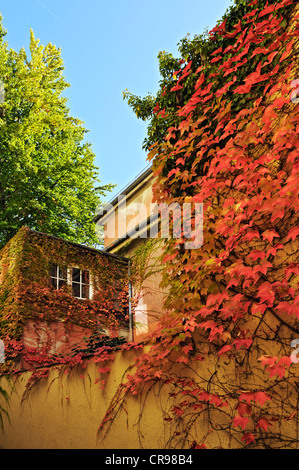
[59,266,67,280]
[82,283,90,300]
[82,270,89,284]
[50,264,57,278]
[72,282,81,298]
[59,279,66,289]
[51,277,58,289]
[72,268,80,283]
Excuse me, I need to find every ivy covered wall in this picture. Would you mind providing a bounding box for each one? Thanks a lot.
[0,226,130,373]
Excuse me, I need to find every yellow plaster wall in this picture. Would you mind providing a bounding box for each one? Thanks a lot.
[103,174,154,249]
[101,171,169,339]
[123,239,168,339]
[1,330,297,450]
[0,349,172,449]
[0,347,241,449]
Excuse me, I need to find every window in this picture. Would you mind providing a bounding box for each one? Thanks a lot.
[50,265,67,290]
[71,268,91,300]
[50,264,91,300]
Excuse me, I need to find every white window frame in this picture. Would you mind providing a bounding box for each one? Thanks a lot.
[50,265,67,291]
[50,264,93,300]
[68,266,93,300]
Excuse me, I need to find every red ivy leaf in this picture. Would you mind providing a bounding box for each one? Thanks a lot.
[224,19,242,39]
[162,252,177,263]
[258,3,276,17]
[191,441,206,449]
[218,344,232,356]
[237,402,252,417]
[167,168,180,178]
[258,355,277,367]
[262,230,280,243]
[211,47,223,56]
[153,102,160,113]
[176,157,185,166]
[286,227,299,242]
[284,264,299,281]
[247,250,265,261]
[267,51,279,64]
[171,406,184,417]
[255,391,271,406]
[278,356,292,368]
[232,415,249,430]
[257,282,275,305]
[256,417,272,431]
[239,391,255,404]
[170,84,183,92]
[210,55,222,64]
[244,230,260,241]
[242,432,256,445]
[280,40,294,63]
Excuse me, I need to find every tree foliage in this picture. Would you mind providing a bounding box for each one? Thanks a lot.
[0,17,113,249]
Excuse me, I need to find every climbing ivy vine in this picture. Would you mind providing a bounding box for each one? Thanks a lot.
[99,0,299,449]
[0,227,130,389]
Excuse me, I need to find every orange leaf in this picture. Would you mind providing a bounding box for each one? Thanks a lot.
[286,227,299,242]
[239,391,255,404]
[218,344,232,356]
[262,230,280,243]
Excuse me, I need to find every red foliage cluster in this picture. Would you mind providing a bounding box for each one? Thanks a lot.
[99,0,299,449]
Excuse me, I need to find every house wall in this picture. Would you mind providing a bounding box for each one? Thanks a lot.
[102,172,154,250]
[121,238,168,339]
[0,347,248,449]
[100,172,169,340]
[0,324,297,450]
[0,349,169,449]
[0,227,131,371]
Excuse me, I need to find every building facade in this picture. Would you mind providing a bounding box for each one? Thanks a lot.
[95,165,168,339]
[0,226,131,370]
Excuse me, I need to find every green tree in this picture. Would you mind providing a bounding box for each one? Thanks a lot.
[0,16,113,249]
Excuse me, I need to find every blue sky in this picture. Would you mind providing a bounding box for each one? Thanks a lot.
[0,0,232,202]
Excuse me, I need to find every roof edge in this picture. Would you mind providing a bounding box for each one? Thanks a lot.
[93,164,153,223]
[29,229,130,264]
